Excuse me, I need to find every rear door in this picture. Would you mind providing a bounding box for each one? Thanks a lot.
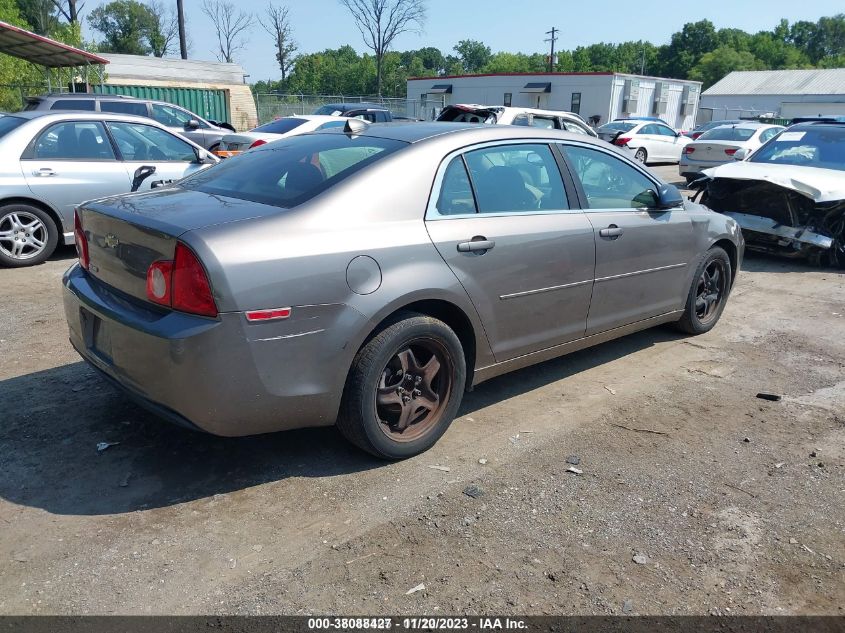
[21,120,131,221]
[425,142,595,362]
[561,143,694,335]
[105,120,207,190]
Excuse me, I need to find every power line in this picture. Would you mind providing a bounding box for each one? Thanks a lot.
[544,27,559,73]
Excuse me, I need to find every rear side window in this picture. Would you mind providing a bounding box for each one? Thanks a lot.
[0,115,26,139]
[31,121,115,160]
[50,99,95,111]
[181,134,406,208]
[100,101,148,117]
[252,118,308,134]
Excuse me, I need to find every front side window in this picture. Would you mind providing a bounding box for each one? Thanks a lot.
[181,134,405,208]
[50,99,95,111]
[463,144,568,213]
[107,122,196,161]
[655,124,677,137]
[564,145,658,209]
[151,103,202,128]
[31,121,115,160]
[563,121,590,135]
[100,101,149,117]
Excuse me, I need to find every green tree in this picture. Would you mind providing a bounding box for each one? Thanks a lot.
[453,39,491,73]
[658,19,719,78]
[688,45,765,88]
[88,0,158,55]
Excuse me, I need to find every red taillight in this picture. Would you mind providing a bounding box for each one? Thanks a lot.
[245,307,292,322]
[692,132,703,140]
[145,242,217,318]
[613,136,631,147]
[74,209,89,270]
[724,148,738,156]
[683,146,696,155]
[249,139,267,149]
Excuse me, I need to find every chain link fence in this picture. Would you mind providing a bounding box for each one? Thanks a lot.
[254,94,449,124]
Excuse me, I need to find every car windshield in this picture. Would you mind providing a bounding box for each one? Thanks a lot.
[598,122,636,133]
[251,118,309,134]
[181,133,406,208]
[698,126,758,142]
[0,115,25,138]
[749,126,845,172]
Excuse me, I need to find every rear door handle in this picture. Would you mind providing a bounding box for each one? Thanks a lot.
[457,238,495,253]
[599,225,623,239]
[32,168,56,177]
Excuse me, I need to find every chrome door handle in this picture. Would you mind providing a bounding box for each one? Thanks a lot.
[457,238,495,253]
[599,225,623,239]
[32,168,56,177]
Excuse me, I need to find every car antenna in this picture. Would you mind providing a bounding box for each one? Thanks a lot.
[344,118,369,136]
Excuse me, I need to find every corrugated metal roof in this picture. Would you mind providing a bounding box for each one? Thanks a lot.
[704,69,845,96]
[100,53,247,85]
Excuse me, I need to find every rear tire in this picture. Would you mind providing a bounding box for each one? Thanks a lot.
[0,203,58,267]
[337,313,466,460]
[675,247,732,335]
[634,148,648,164]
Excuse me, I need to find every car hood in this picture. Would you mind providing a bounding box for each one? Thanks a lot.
[703,161,845,203]
[84,185,282,236]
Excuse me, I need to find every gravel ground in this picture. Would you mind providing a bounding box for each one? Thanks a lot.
[1,165,843,615]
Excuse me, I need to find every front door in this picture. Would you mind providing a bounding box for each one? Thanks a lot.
[22,120,131,221]
[561,144,694,335]
[105,121,207,191]
[150,102,207,148]
[425,143,595,362]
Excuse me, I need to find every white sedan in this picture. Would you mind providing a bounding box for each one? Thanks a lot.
[597,120,691,164]
[679,122,785,182]
[214,115,348,158]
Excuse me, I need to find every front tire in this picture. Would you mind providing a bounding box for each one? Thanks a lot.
[675,247,732,335]
[337,313,466,459]
[0,204,58,267]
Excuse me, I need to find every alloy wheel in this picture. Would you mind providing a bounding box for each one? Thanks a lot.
[0,211,48,261]
[695,259,727,324]
[375,337,454,442]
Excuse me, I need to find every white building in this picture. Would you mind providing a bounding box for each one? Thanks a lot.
[700,69,845,121]
[406,72,702,129]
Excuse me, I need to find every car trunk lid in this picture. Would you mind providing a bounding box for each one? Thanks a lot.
[690,140,743,162]
[78,186,280,302]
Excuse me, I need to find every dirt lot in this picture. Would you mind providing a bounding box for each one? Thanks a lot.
[1,165,843,615]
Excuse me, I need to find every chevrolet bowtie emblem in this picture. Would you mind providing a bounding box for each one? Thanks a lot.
[104,233,119,248]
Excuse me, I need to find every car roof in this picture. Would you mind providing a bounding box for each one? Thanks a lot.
[789,121,845,131]
[6,110,179,125]
[318,120,613,147]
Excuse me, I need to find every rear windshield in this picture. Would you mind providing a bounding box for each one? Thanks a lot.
[314,105,344,115]
[598,122,636,133]
[0,115,25,139]
[698,126,757,142]
[251,118,308,134]
[181,133,406,208]
[750,126,845,171]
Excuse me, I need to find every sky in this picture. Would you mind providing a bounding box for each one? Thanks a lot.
[83,0,845,81]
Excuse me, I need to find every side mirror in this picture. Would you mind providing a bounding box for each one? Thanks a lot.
[655,183,684,209]
[185,119,200,130]
[732,148,750,161]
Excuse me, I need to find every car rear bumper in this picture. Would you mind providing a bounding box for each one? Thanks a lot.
[679,157,730,175]
[62,264,361,436]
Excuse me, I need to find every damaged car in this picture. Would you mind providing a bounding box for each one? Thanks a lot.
[693,121,845,267]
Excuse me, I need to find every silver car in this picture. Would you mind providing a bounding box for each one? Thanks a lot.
[0,111,217,267]
[63,121,744,459]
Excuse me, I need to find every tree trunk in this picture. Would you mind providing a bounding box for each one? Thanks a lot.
[68,0,78,22]
[376,53,383,97]
[177,0,188,59]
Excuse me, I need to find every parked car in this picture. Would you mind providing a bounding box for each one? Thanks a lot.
[679,123,785,182]
[214,115,348,158]
[597,119,692,164]
[0,111,217,267]
[683,119,743,140]
[313,103,393,122]
[694,121,844,267]
[436,104,597,137]
[24,93,235,151]
[65,121,743,459]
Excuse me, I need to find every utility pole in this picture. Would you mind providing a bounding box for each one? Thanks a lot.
[545,27,559,73]
[177,0,188,60]
[640,47,646,75]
